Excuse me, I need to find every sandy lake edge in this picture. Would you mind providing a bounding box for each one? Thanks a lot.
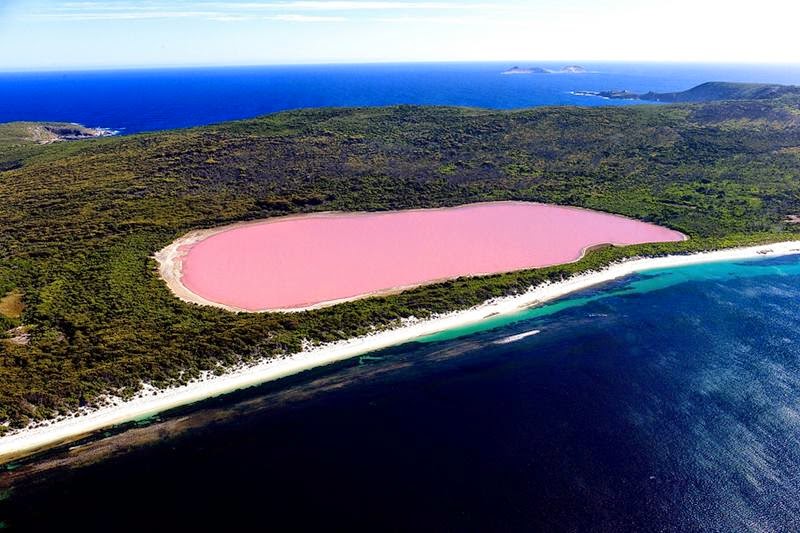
[154,201,687,313]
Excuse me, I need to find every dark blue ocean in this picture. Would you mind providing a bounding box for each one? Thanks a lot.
[3,254,800,531]
[3,62,800,133]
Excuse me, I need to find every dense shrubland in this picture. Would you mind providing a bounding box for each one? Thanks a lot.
[1,97,800,430]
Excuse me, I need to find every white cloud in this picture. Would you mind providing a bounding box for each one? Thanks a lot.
[28,0,503,22]
[266,14,347,21]
[48,1,501,11]
[207,14,252,21]
[32,10,229,21]
[372,14,483,24]
[200,1,498,10]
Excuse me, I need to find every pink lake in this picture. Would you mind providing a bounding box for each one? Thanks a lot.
[180,202,685,311]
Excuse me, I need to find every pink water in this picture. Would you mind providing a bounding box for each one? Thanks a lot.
[180,202,685,311]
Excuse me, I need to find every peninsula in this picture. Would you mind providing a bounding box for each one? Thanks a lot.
[574,81,800,102]
[0,121,115,145]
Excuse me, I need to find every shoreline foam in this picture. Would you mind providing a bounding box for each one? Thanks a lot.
[3,240,800,462]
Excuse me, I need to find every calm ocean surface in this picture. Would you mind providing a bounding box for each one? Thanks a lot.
[2,62,800,133]
[3,254,800,531]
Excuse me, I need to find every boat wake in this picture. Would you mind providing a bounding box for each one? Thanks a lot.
[493,329,541,345]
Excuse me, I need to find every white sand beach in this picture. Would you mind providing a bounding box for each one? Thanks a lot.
[2,240,799,462]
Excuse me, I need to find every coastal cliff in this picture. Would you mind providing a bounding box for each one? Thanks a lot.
[0,122,115,147]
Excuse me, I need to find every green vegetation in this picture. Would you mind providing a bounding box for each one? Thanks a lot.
[0,121,106,145]
[0,121,109,173]
[1,94,800,431]
[0,290,23,335]
[598,81,800,103]
[642,82,800,102]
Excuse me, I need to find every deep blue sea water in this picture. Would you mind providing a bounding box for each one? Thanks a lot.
[2,62,800,133]
[3,254,800,531]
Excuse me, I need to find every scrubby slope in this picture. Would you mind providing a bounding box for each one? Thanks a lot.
[1,98,800,429]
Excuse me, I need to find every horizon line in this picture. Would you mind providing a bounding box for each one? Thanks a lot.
[3,58,800,74]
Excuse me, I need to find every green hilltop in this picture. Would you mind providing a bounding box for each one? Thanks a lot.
[592,81,800,103]
[640,81,800,103]
[1,85,800,433]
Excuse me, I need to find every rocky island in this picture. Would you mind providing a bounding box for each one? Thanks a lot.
[501,66,548,75]
[502,65,587,75]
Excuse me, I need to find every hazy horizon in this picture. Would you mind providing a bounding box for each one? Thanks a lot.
[3,59,800,75]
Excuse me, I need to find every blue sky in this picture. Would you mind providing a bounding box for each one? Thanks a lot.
[1,0,799,70]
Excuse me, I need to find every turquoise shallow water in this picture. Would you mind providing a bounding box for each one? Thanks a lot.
[4,253,800,531]
[421,255,800,343]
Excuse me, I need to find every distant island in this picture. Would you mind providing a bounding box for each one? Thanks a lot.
[574,81,800,103]
[502,65,587,75]
[502,66,548,75]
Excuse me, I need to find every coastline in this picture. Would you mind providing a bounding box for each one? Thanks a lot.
[3,240,800,463]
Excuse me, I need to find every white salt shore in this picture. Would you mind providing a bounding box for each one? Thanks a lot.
[2,241,799,461]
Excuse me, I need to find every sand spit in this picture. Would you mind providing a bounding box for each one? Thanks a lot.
[2,240,799,462]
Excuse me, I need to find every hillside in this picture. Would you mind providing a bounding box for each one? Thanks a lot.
[0,121,111,145]
[588,81,800,103]
[1,97,800,430]
[0,122,113,171]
